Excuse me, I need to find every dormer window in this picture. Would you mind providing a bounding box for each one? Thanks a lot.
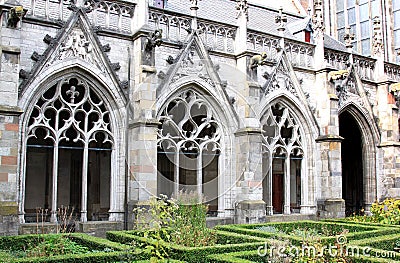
[154,0,167,9]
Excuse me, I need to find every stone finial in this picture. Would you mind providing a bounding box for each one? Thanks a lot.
[312,0,324,36]
[236,0,248,20]
[189,0,200,10]
[372,16,384,56]
[189,0,201,30]
[343,26,355,49]
[275,7,287,32]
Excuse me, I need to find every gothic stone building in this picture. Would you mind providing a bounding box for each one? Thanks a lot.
[0,0,399,236]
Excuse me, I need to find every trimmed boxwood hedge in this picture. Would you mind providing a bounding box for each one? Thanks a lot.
[107,230,277,263]
[0,233,147,263]
[214,221,398,246]
[208,249,400,263]
[349,233,400,251]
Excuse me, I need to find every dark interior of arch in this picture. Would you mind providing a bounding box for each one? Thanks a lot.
[339,110,364,216]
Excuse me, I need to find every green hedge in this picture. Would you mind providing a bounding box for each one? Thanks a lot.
[349,233,400,251]
[214,221,398,245]
[107,230,272,263]
[208,249,400,263]
[0,233,147,263]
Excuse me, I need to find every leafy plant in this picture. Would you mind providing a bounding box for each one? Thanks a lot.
[347,198,400,225]
[25,235,89,257]
[171,191,217,247]
[132,192,218,261]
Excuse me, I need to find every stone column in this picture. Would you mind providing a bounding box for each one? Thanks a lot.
[372,16,400,200]
[233,1,266,223]
[377,81,400,200]
[127,17,161,227]
[0,2,24,234]
[311,0,345,218]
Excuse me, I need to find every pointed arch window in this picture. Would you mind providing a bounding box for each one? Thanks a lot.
[157,90,221,214]
[25,76,113,223]
[261,102,304,215]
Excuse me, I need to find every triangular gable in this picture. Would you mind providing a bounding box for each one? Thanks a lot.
[262,51,312,107]
[259,50,320,133]
[337,64,375,119]
[19,8,126,99]
[158,31,223,97]
[157,30,240,126]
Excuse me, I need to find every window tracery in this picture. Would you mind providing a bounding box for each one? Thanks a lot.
[157,89,221,200]
[25,76,113,222]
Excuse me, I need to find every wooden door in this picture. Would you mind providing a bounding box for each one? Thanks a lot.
[272,174,283,213]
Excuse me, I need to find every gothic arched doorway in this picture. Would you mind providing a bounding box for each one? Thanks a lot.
[339,110,364,216]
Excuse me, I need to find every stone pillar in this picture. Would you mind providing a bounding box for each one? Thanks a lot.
[314,69,345,218]
[311,1,345,218]
[372,15,400,200]
[234,129,265,224]
[0,2,24,235]
[128,23,161,227]
[233,0,266,223]
[377,81,400,200]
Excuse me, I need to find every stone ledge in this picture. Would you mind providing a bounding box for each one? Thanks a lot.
[378,142,400,148]
[0,201,18,216]
[0,105,23,116]
[129,118,161,128]
[234,127,262,136]
[315,134,344,142]
[1,45,21,54]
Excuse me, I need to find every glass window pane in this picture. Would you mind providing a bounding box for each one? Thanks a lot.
[371,1,380,17]
[348,0,356,7]
[350,24,357,40]
[360,21,370,38]
[394,0,400,10]
[348,8,356,24]
[352,41,359,52]
[337,0,344,11]
[338,28,345,42]
[359,4,369,21]
[395,11,400,29]
[360,0,369,4]
[395,29,400,48]
[337,11,345,28]
[362,39,371,55]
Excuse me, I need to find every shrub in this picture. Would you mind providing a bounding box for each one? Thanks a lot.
[347,198,400,225]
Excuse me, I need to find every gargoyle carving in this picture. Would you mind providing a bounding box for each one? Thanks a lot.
[145,29,163,52]
[7,6,24,28]
[249,52,268,69]
[328,70,349,81]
